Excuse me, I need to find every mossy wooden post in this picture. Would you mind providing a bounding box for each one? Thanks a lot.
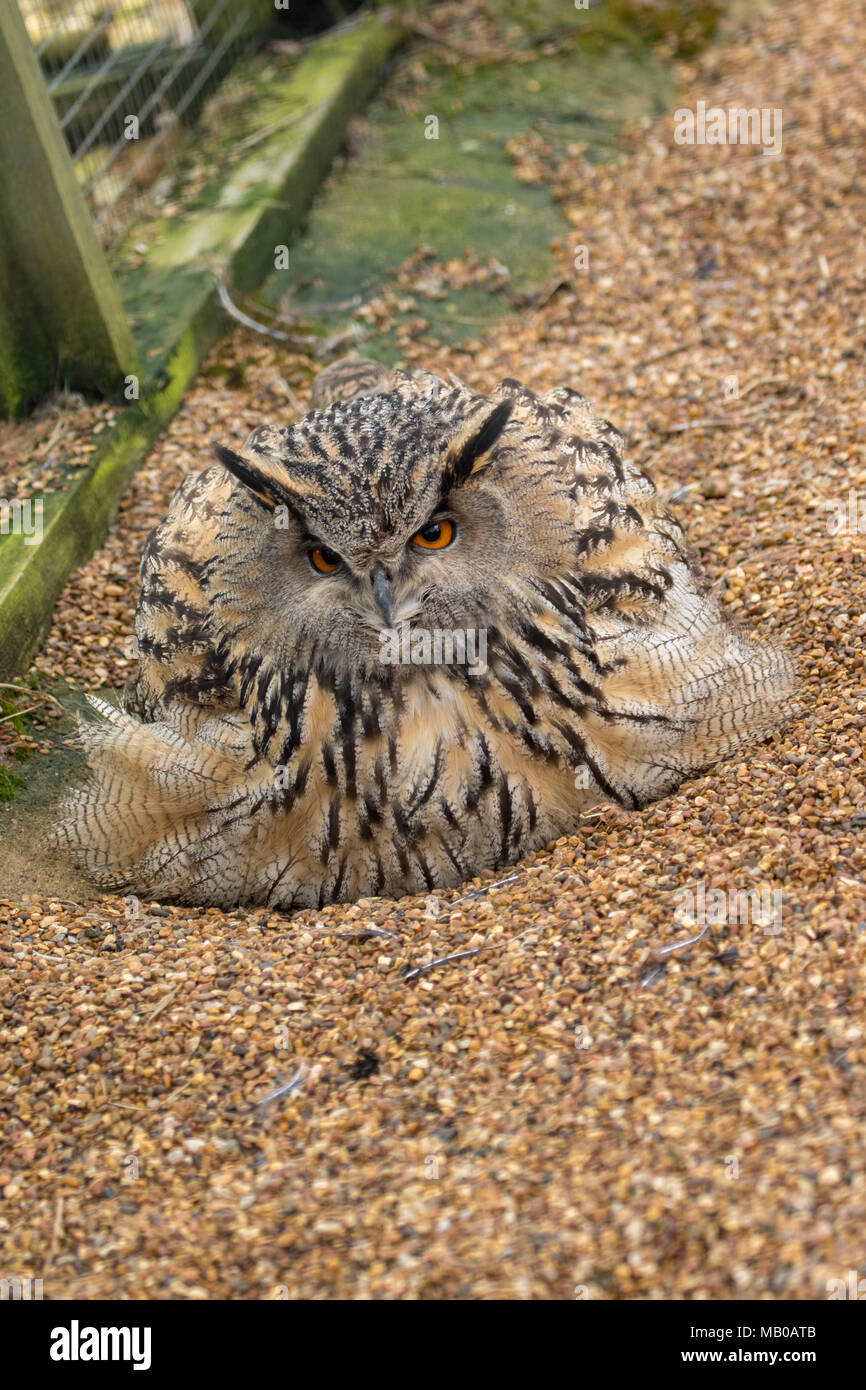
[0,0,136,419]
[189,0,277,45]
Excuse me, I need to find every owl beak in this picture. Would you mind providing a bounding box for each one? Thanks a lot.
[371,566,394,627]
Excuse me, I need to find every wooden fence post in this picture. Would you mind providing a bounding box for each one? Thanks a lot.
[0,0,137,419]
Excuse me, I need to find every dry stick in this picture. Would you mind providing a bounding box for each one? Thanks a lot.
[36,414,71,460]
[264,374,306,417]
[216,281,292,341]
[450,870,522,908]
[105,1078,194,1116]
[233,102,320,154]
[0,705,43,725]
[405,922,536,982]
[144,982,183,1024]
[154,1078,195,1112]
[633,339,702,371]
[217,281,338,356]
[44,1196,65,1270]
[315,924,398,940]
[530,276,570,312]
[317,324,367,359]
[656,922,710,958]
[656,404,769,436]
[639,963,667,988]
[257,1064,307,1108]
[737,374,794,399]
[391,14,493,60]
[639,923,712,987]
[0,683,65,707]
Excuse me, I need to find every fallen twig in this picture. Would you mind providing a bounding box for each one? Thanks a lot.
[657,922,710,957]
[18,948,70,964]
[530,276,570,311]
[737,374,794,399]
[216,280,292,341]
[655,404,769,436]
[405,922,535,981]
[316,923,398,940]
[144,982,183,1024]
[0,704,42,724]
[405,946,487,980]
[233,102,321,154]
[391,13,493,60]
[639,962,667,988]
[451,870,522,908]
[257,1064,307,1107]
[639,922,711,987]
[315,323,367,360]
[36,415,71,460]
[45,1196,65,1269]
[633,340,702,371]
[0,682,64,703]
[0,683,65,722]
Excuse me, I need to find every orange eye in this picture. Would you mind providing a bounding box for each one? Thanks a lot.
[310,545,341,574]
[412,518,454,550]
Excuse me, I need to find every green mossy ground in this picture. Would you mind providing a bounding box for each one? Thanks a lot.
[254,5,679,359]
[0,679,101,898]
[493,0,722,55]
[0,676,80,815]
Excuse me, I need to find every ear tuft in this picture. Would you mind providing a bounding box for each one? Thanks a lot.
[215,445,288,514]
[443,399,513,490]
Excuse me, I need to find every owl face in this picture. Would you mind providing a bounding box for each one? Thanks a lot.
[212,380,575,680]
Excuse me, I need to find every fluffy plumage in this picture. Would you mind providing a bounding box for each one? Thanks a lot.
[55,360,794,907]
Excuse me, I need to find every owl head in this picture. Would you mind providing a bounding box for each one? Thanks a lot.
[211,372,575,683]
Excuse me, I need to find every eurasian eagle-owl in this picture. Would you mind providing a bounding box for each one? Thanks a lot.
[57,358,794,908]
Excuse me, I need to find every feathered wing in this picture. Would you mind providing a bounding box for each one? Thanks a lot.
[493,378,795,805]
[123,465,235,721]
[54,696,257,899]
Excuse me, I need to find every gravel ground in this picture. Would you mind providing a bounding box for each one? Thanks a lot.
[1,0,865,1299]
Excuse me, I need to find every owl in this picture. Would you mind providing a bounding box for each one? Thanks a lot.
[55,357,794,908]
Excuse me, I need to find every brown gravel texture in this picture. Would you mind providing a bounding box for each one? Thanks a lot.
[2,0,866,1299]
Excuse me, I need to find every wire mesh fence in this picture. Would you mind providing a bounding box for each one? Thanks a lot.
[20,0,257,248]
